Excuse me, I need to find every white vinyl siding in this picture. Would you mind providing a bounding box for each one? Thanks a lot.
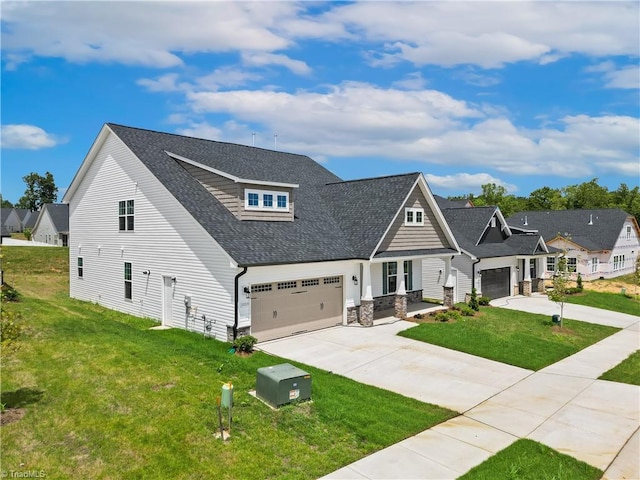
[67,130,237,341]
[31,209,62,245]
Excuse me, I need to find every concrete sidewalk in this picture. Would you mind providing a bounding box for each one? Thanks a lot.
[259,296,639,479]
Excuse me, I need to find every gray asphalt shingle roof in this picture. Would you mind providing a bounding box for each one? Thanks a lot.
[107,124,433,266]
[507,209,632,251]
[441,207,548,258]
[41,204,69,233]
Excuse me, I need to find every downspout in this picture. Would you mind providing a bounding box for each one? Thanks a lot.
[472,258,481,293]
[233,266,248,340]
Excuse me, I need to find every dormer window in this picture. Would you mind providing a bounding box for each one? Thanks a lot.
[245,189,289,211]
[405,208,424,226]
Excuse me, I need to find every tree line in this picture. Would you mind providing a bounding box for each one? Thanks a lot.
[1,172,59,211]
[451,178,640,221]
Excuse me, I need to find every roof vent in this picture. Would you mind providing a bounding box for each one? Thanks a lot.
[523,215,528,226]
[588,214,593,225]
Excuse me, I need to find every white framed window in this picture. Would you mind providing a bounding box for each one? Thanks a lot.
[124,262,132,300]
[119,199,134,231]
[245,189,289,211]
[546,257,556,272]
[77,257,84,278]
[404,260,413,291]
[567,258,577,273]
[591,257,598,274]
[613,255,625,271]
[627,226,631,239]
[383,261,412,294]
[383,262,398,295]
[405,208,424,226]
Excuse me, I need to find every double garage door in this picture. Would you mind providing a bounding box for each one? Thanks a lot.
[251,276,343,342]
[481,267,511,300]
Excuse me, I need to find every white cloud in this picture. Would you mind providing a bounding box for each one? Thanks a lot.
[175,122,223,141]
[392,72,428,90]
[1,2,295,68]
[604,66,640,89]
[324,2,639,68]
[424,173,518,194]
[241,52,311,75]
[0,124,62,149]
[176,82,637,180]
[2,2,637,71]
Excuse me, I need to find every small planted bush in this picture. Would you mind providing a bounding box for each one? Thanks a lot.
[433,310,461,322]
[478,296,491,306]
[468,288,479,311]
[1,283,20,302]
[233,334,258,354]
[458,305,476,317]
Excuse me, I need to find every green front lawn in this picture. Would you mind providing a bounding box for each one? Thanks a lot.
[565,290,640,316]
[400,307,619,370]
[599,350,640,386]
[1,247,456,479]
[458,439,602,480]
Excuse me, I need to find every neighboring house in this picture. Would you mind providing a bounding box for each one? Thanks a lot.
[31,203,69,246]
[433,196,474,209]
[63,124,460,342]
[14,208,32,232]
[1,207,22,233]
[22,209,38,231]
[423,201,553,302]
[1,224,10,243]
[508,209,640,280]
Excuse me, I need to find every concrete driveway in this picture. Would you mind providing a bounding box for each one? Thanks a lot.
[259,319,532,412]
[258,297,639,479]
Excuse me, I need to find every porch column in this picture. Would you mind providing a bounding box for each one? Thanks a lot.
[395,269,407,319]
[535,257,546,293]
[443,256,455,307]
[522,257,532,296]
[359,261,374,327]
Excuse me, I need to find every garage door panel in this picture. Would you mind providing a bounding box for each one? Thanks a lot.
[481,268,510,300]
[251,276,343,342]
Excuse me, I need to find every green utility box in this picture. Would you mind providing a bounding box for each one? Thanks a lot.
[256,363,311,408]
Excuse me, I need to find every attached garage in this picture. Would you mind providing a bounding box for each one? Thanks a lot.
[480,267,511,300]
[251,276,343,341]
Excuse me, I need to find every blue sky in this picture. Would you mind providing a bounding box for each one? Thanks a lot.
[1,1,639,204]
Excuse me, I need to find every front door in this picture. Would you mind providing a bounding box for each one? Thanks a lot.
[162,276,173,326]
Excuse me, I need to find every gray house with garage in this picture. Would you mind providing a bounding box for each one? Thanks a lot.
[423,200,553,303]
[63,124,460,342]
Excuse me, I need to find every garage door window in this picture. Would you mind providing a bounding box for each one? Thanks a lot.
[278,281,297,290]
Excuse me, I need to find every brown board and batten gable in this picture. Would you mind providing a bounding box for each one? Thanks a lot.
[377,185,450,253]
[169,152,297,222]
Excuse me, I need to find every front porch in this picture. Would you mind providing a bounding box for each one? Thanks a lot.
[374,299,443,320]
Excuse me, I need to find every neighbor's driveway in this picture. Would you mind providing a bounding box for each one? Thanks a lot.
[258,296,639,479]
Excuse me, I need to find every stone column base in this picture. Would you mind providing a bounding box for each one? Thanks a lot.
[359,300,374,327]
[443,286,454,307]
[523,280,532,296]
[346,306,359,324]
[394,294,407,319]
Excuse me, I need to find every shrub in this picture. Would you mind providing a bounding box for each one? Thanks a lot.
[478,296,491,306]
[23,228,32,241]
[233,334,258,353]
[1,283,20,302]
[458,305,475,317]
[433,310,462,322]
[576,273,583,292]
[1,309,22,349]
[468,288,479,311]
